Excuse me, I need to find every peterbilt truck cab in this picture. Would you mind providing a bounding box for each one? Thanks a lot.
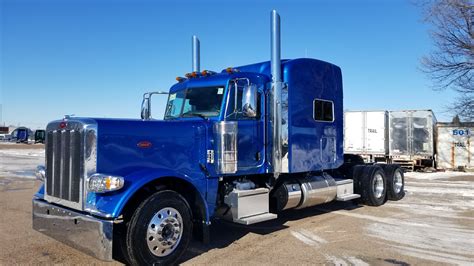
[32,10,405,265]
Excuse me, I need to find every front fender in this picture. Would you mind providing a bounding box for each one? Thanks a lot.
[86,168,210,220]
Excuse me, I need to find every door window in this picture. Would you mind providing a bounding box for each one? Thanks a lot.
[226,80,261,120]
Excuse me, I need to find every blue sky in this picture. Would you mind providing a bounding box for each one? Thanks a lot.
[1,0,459,129]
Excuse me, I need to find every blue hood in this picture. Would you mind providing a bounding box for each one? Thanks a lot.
[94,118,210,179]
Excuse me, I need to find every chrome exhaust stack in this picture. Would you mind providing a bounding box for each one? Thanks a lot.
[192,35,200,72]
[270,10,288,177]
[271,10,282,84]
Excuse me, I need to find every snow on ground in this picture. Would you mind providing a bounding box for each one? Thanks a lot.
[407,170,473,180]
[368,171,474,265]
[0,145,472,264]
[0,149,45,179]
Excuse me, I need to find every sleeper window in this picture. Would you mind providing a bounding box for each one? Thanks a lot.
[313,99,334,122]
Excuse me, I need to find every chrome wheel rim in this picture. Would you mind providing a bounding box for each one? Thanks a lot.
[393,171,403,194]
[146,207,183,257]
[372,173,384,199]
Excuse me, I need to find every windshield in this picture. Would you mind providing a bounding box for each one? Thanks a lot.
[164,86,225,119]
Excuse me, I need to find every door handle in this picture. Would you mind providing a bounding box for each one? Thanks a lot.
[255,152,261,161]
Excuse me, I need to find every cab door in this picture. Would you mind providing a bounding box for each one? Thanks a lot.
[225,78,265,173]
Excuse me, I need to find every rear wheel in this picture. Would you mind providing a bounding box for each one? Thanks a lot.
[357,165,387,206]
[125,190,192,265]
[380,164,405,201]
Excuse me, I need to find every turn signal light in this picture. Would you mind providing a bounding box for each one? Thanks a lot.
[88,174,124,193]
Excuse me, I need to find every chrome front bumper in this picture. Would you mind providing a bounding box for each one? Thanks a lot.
[32,199,114,261]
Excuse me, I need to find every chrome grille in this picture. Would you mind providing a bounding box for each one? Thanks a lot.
[44,119,97,210]
[46,129,83,203]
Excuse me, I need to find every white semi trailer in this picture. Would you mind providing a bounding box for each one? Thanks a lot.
[436,122,473,170]
[344,110,436,170]
[388,110,436,170]
[344,111,387,162]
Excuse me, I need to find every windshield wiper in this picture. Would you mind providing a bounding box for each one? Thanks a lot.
[182,113,207,120]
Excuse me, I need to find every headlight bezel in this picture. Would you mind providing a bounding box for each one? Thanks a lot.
[35,165,46,181]
[87,173,124,193]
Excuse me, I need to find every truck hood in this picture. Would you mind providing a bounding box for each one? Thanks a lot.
[93,118,210,179]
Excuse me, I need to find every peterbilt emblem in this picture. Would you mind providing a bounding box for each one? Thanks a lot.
[137,141,153,149]
[59,122,67,129]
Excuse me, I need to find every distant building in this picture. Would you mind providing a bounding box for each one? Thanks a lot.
[0,126,8,134]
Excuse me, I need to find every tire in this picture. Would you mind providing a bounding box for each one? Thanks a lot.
[125,190,193,266]
[351,165,366,194]
[357,165,387,206]
[379,164,405,201]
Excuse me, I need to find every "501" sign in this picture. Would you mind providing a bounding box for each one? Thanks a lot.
[452,129,471,136]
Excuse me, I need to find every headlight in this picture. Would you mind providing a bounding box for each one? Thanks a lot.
[35,165,45,181]
[87,174,124,193]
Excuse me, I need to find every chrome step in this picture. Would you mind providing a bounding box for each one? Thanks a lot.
[336,193,360,201]
[335,179,353,185]
[233,212,278,225]
[334,179,360,201]
[224,187,278,225]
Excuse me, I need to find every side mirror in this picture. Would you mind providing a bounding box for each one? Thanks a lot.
[242,84,257,118]
[141,94,151,120]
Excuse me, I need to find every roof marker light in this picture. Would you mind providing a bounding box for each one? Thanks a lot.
[185,72,199,78]
[176,76,186,82]
[226,67,239,73]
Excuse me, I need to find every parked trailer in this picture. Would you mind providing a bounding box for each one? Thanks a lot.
[388,110,436,170]
[31,11,405,265]
[436,122,473,170]
[344,111,387,162]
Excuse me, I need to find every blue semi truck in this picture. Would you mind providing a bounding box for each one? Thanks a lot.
[32,11,405,265]
[16,128,29,143]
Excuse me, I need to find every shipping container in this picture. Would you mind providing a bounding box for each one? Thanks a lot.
[436,122,473,170]
[388,110,436,170]
[344,111,387,162]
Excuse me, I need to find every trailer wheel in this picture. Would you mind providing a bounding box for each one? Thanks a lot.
[358,165,387,206]
[125,190,192,265]
[380,164,405,201]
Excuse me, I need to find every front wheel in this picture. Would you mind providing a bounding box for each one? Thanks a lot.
[125,190,193,265]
